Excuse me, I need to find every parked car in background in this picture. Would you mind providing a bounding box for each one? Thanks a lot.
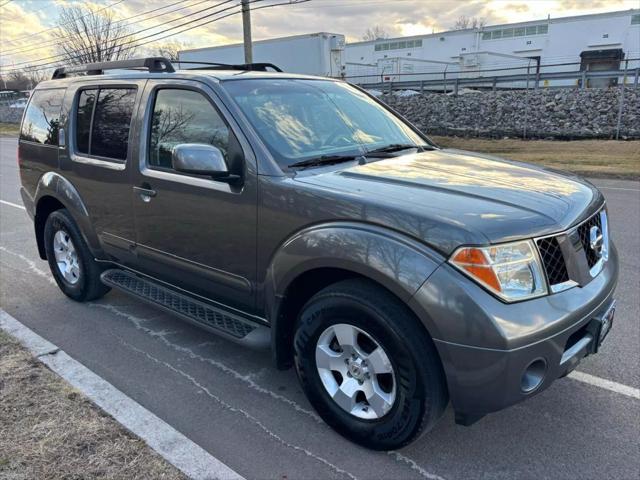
[17,58,618,450]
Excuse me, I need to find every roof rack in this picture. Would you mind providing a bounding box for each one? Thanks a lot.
[51,57,175,80]
[177,61,283,72]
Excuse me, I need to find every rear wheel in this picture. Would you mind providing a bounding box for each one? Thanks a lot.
[44,209,110,302]
[294,279,448,450]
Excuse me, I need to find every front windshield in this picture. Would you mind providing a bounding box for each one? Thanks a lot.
[223,79,426,168]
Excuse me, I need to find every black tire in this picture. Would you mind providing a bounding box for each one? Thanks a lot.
[44,209,110,302]
[294,278,448,450]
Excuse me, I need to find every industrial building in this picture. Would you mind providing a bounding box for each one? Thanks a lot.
[178,9,639,90]
[345,9,639,89]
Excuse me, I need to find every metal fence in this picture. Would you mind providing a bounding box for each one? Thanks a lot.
[345,58,640,94]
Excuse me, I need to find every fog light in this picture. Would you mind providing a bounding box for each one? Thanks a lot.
[521,358,547,393]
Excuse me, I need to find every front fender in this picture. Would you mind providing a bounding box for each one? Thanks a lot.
[265,222,445,367]
[33,172,104,258]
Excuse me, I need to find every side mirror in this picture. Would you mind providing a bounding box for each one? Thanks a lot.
[171,144,237,181]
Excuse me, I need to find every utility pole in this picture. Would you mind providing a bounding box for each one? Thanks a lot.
[241,0,253,63]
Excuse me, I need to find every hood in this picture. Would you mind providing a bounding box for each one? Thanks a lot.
[294,149,603,254]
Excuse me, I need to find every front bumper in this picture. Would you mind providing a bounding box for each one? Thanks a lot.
[409,242,619,417]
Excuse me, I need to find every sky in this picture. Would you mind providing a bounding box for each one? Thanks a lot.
[1,0,638,73]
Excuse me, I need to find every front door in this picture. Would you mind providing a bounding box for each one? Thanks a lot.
[132,80,258,312]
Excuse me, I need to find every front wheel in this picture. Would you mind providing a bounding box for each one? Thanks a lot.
[294,279,448,450]
[44,209,110,302]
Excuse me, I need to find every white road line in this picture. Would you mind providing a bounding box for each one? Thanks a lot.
[568,370,640,400]
[0,309,245,480]
[0,199,25,210]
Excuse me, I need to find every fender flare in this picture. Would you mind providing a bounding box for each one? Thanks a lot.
[33,172,104,259]
[264,221,445,368]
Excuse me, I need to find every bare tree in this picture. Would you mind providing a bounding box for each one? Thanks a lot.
[53,5,137,65]
[362,25,389,41]
[153,40,190,62]
[3,67,48,90]
[452,15,486,30]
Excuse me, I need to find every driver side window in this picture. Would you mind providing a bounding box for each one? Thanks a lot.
[149,89,230,169]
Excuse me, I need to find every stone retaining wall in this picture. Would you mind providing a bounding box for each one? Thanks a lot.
[379,87,640,139]
[0,106,25,124]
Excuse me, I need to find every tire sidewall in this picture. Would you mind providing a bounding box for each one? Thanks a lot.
[44,211,88,300]
[294,293,431,450]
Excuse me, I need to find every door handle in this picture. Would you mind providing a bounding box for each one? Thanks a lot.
[133,185,157,202]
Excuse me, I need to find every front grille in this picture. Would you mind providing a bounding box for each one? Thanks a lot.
[577,211,603,268]
[535,206,606,292]
[536,236,569,285]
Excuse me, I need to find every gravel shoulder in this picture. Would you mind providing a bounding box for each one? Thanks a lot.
[0,329,186,480]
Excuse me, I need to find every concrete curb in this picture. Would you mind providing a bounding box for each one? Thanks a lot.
[0,309,245,480]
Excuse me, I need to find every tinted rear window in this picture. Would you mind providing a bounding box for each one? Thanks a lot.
[20,89,64,145]
[76,89,97,155]
[91,89,136,160]
[74,87,136,161]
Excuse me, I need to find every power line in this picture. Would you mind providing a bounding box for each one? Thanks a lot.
[2,0,308,75]
[4,0,239,69]
[2,0,212,57]
[3,0,126,45]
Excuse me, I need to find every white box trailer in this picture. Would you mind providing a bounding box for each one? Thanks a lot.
[178,32,346,78]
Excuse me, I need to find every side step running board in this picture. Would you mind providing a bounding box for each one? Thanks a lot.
[100,269,269,349]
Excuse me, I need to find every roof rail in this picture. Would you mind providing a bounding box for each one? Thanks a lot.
[178,61,283,72]
[51,57,175,79]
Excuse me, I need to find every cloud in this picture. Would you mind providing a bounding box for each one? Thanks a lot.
[1,0,637,73]
[504,3,530,13]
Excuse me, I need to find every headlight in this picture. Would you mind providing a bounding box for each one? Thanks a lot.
[450,240,547,302]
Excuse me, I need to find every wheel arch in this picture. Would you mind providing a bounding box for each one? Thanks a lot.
[34,172,101,260]
[265,222,445,369]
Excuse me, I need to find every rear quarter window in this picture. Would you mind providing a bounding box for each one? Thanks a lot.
[20,89,65,145]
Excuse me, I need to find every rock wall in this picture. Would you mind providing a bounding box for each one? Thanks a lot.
[0,106,25,124]
[379,88,640,139]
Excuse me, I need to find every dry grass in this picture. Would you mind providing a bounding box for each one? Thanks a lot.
[0,123,19,136]
[0,330,186,480]
[432,136,640,179]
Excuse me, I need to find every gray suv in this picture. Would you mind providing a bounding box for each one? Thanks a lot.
[18,58,618,450]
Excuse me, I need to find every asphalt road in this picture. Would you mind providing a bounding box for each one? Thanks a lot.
[1,136,639,479]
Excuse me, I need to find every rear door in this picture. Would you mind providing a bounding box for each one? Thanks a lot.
[61,80,145,265]
[131,79,258,312]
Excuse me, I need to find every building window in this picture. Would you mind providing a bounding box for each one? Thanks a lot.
[482,24,548,40]
[631,14,640,25]
[375,39,422,51]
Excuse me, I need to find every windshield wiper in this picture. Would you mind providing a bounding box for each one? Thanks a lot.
[289,154,362,170]
[364,143,434,156]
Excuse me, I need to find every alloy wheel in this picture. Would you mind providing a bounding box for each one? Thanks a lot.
[315,323,396,420]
